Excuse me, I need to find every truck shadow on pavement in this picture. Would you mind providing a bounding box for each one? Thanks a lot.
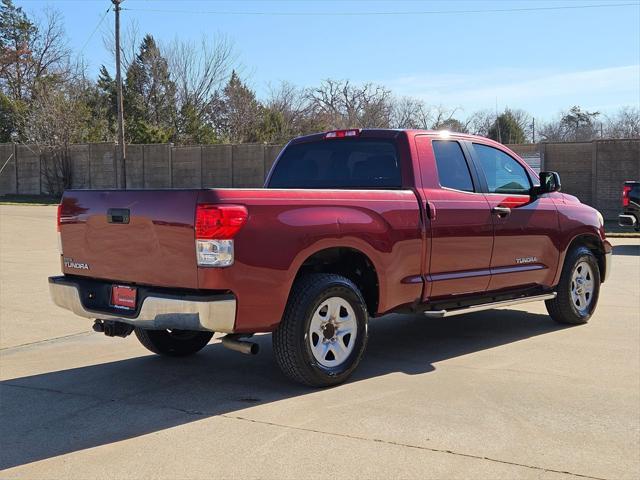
[612,243,640,256]
[1,309,569,470]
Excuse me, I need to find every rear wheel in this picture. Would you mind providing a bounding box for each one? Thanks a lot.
[135,328,213,357]
[273,274,369,387]
[546,246,600,324]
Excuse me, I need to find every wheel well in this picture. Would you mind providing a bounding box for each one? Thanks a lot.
[567,234,606,282]
[294,247,379,315]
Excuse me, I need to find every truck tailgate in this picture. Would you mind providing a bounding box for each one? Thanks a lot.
[59,190,199,289]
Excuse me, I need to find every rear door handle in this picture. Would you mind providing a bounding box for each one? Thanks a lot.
[492,206,511,217]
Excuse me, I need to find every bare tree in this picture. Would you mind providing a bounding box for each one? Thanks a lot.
[264,80,310,136]
[466,109,495,137]
[1,5,71,102]
[165,34,236,118]
[391,96,424,129]
[539,106,600,142]
[604,106,640,139]
[21,67,94,194]
[102,18,141,73]
[306,79,393,129]
[506,108,533,141]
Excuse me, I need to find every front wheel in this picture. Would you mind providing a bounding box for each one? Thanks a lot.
[546,246,601,324]
[135,328,213,357]
[273,274,369,387]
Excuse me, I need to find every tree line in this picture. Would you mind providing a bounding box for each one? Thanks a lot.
[1,0,639,151]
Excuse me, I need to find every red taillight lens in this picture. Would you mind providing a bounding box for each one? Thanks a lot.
[325,129,360,139]
[56,203,62,232]
[623,185,631,207]
[195,204,248,239]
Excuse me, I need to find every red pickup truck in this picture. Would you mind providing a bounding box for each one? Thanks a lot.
[50,129,612,386]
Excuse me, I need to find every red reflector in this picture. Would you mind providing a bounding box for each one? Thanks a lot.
[623,185,631,207]
[195,204,248,239]
[56,203,62,232]
[325,129,360,139]
[111,285,137,309]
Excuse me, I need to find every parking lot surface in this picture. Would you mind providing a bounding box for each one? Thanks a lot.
[1,205,639,480]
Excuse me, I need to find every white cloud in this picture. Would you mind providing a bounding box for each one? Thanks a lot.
[384,65,640,119]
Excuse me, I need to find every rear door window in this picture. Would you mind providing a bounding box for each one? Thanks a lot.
[268,139,401,189]
[432,140,474,192]
[472,143,531,194]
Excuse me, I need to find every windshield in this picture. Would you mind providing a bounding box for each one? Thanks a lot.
[267,139,401,189]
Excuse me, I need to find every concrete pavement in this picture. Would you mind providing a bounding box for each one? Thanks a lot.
[1,205,639,479]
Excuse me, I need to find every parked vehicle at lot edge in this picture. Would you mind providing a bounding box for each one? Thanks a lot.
[619,180,640,231]
[49,129,612,387]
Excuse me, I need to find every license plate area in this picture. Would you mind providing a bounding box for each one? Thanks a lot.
[110,285,137,310]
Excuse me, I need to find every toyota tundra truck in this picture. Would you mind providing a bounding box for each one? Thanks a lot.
[49,129,612,387]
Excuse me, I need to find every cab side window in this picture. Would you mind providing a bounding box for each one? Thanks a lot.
[473,144,531,194]
[432,140,474,192]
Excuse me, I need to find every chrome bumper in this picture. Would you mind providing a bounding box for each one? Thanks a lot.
[49,280,236,333]
[618,214,637,227]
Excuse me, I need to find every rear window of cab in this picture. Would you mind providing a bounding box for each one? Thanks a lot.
[268,139,401,189]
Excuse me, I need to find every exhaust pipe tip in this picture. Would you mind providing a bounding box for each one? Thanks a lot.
[221,335,259,355]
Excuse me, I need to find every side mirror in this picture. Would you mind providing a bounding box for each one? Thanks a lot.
[535,171,561,195]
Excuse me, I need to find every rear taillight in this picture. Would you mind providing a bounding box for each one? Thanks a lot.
[195,204,247,267]
[56,203,63,254]
[56,203,62,232]
[325,129,360,139]
[623,185,631,207]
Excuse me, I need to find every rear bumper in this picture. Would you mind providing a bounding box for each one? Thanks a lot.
[48,276,236,333]
[618,214,637,227]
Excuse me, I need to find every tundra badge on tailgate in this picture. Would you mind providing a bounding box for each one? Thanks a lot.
[64,257,90,270]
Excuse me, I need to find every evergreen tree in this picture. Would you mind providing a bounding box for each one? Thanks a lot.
[124,34,177,143]
[488,109,526,144]
[213,71,262,143]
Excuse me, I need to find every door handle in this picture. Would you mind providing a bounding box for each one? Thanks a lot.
[426,201,436,220]
[492,206,511,217]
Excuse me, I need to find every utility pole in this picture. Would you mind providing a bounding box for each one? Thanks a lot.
[532,118,535,143]
[112,0,126,188]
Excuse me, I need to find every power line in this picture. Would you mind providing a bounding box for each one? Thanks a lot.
[77,6,111,57]
[122,2,639,17]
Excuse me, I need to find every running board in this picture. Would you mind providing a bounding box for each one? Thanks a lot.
[423,293,557,318]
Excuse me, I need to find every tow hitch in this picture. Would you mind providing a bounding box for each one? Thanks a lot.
[93,319,134,338]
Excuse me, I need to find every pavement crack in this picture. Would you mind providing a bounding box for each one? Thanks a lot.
[218,414,609,480]
[0,382,610,480]
[0,331,91,351]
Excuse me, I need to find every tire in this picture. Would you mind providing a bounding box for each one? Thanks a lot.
[546,246,601,325]
[273,273,369,387]
[135,328,213,357]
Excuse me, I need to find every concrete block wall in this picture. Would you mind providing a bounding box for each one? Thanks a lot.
[0,144,16,194]
[16,145,40,194]
[1,140,637,220]
[125,144,144,189]
[202,145,232,187]
[232,144,266,188]
[544,142,594,205]
[143,144,171,188]
[69,144,90,189]
[594,140,640,219]
[90,144,117,189]
[172,146,202,188]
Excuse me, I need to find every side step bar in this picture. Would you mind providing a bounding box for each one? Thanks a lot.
[423,293,557,318]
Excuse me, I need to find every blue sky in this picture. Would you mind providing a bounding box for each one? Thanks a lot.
[17,0,640,121]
